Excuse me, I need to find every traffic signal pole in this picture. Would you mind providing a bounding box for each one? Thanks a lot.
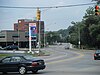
[37,8,41,55]
[38,20,41,54]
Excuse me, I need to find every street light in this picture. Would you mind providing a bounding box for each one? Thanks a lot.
[78,25,81,49]
[44,28,46,48]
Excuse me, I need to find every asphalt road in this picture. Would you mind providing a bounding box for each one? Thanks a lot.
[0,44,100,75]
[39,45,100,75]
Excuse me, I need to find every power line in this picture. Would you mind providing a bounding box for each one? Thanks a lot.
[51,3,96,8]
[0,3,96,9]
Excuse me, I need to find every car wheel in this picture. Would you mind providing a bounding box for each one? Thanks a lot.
[19,66,26,75]
[94,57,97,60]
[2,71,7,74]
[32,70,38,74]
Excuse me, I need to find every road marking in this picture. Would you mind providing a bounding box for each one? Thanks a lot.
[46,51,84,65]
[44,54,67,61]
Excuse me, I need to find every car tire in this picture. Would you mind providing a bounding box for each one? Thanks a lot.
[94,57,97,60]
[19,66,26,75]
[2,71,7,74]
[32,70,38,74]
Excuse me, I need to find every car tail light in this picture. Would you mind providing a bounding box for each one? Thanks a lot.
[94,54,97,56]
[32,62,38,66]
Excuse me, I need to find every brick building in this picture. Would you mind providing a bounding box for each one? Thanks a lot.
[14,19,44,34]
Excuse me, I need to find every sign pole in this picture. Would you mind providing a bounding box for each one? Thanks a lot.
[28,25,32,53]
[28,23,37,53]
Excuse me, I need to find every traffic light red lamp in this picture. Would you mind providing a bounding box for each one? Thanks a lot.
[95,5,99,15]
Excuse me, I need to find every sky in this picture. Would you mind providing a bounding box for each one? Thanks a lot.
[0,0,96,31]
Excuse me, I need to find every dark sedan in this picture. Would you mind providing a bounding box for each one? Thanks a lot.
[94,50,100,60]
[3,45,19,50]
[0,55,46,74]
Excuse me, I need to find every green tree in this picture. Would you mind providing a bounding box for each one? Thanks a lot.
[46,31,60,44]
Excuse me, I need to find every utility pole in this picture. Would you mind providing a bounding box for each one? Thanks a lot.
[78,25,81,49]
[43,26,46,48]
[37,8,41,54]
[18,21,20,48]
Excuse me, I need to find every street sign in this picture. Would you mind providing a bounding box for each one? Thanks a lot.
[29,23,37,37]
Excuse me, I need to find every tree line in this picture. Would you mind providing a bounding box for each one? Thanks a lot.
[46,6,100,49]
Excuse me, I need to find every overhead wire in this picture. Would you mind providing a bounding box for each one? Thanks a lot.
[0,3,96,9]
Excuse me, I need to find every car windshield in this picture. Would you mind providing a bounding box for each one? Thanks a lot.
[96,50,100,53]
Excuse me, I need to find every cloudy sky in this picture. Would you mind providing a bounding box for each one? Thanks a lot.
[0,0,95,31]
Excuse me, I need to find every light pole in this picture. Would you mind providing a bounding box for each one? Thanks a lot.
[44,29,45,47]
[18,30,19,48]
[78,25,81,49]
[38,20,41,53]
[18,21,21,48]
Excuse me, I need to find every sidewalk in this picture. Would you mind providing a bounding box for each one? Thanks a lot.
[0,50,25,53]
[0,48,50,56]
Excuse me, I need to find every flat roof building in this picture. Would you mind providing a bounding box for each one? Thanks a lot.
[0,30,28,47]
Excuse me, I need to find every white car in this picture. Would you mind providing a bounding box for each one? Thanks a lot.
[65,46,69,49]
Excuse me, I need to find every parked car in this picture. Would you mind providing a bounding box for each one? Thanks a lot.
[3,45,19,50]
[0,55,46,74]
[94,50,100,60]
[64,46,69,49]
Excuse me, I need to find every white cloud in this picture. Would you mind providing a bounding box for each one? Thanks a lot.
[56,0,65,6]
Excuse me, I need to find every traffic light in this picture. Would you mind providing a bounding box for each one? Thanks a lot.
[36,8,41,20]
[95,5,99,15]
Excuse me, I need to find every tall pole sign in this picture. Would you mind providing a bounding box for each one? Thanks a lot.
[28,23,37,53]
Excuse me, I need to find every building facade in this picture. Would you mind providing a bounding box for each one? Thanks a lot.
[0,30,28,47]
[0,19,44,48]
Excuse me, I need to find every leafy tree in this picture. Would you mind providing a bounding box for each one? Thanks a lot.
[46,6,100,49]
[46,31,60,44]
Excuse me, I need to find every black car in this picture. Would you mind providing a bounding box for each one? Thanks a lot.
[3,45,19,50]
[94,50,100,60]
[0,55,46,74]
